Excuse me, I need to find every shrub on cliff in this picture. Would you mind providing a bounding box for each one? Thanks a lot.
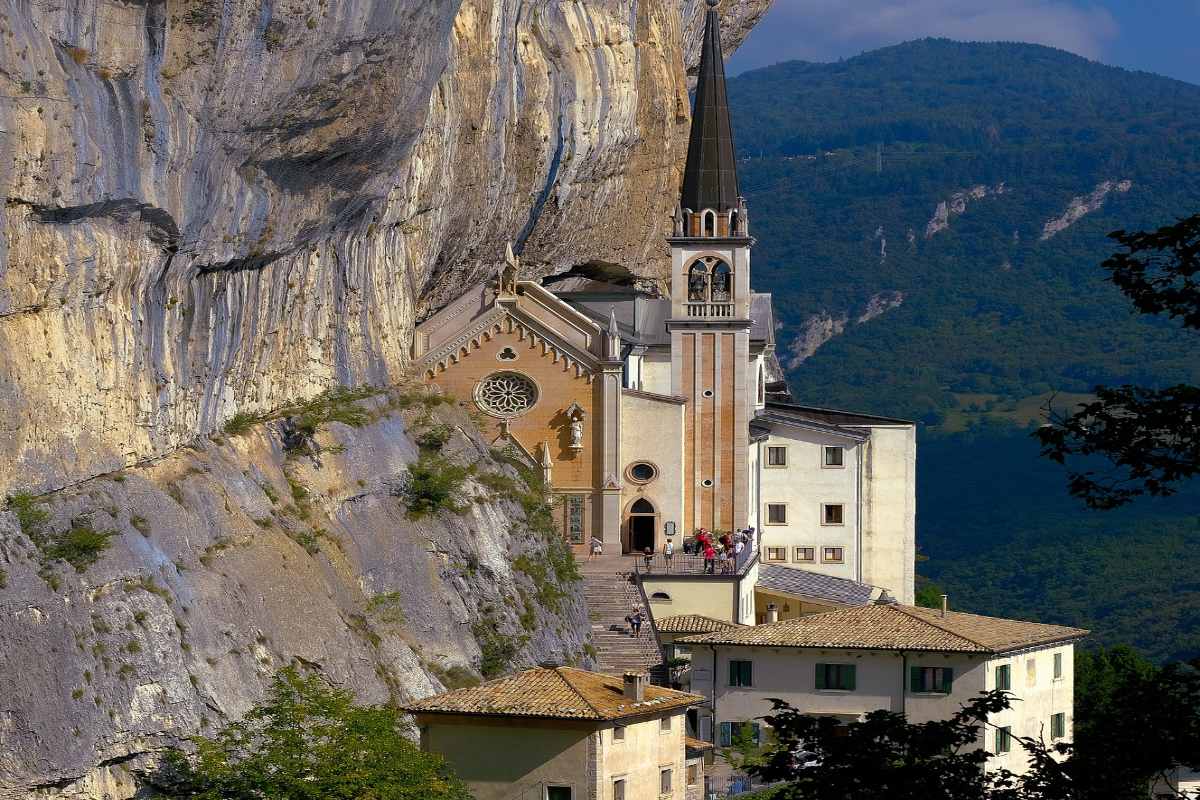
[157,667,472,799]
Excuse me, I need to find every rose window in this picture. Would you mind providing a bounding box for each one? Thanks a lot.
[475,372,538,418]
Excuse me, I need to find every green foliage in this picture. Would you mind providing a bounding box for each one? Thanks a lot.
[130,515,151,536]
[720,722,770,772]
[8,492,50,538]
[41,517,115,572]
[428,663,480,691]
[398,455,473,518]
[366,592,406,625]
[734,44,1200,661]
[283,386,380,441]
[158,667,472,800]
[415,424,454,452]
[471,618,521,679]
[913,576,946,609]
[223,412,262,437]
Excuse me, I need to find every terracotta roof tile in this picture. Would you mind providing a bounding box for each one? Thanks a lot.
[657,614,743,634]
[677,605,1087,654]
[403,667,703,721]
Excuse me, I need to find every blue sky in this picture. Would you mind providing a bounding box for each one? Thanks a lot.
[727,0,1200,86]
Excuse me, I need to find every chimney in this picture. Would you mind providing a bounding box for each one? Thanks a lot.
[623,671,647,702]
[766,603,779,624]
[940,594,949,618]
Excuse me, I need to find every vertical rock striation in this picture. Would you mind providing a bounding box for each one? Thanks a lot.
[0,0,771,495]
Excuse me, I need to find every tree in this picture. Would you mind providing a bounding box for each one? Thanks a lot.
[747,679,1200,800]
[156,667,473,800]
[1037,213,1200,509]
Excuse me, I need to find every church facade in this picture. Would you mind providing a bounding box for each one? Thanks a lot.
[412,0,916,605]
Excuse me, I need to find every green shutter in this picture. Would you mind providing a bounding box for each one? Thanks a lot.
[846,664,857,691]
[815,664,826,690]
[910,666,922,692]
[942,667,954,694]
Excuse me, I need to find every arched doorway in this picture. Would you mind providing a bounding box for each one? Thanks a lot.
[627,498,657,553]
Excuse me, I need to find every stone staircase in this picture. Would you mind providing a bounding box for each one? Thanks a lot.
[580,555,666,682]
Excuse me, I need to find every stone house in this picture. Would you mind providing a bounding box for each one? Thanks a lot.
[404,667,704,800]
[678,602,1087,773]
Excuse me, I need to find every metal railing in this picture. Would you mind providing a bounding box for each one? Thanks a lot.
[633,546,757,577]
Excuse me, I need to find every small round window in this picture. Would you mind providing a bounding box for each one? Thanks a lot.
[701,478,714,488]
[702,389,714,398]
[627,462,658,484]
[474,372,538,418]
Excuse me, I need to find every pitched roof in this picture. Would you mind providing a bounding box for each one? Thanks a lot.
[677,604,1087,655]
[402,667,703,721]
[757,564,875,607]
[657,614,743,634]
[765,400,913,427]
[680,0,740,213]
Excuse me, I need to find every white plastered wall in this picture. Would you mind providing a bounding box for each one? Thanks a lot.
[860,425,917,604]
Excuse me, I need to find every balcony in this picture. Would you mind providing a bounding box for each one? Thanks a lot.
[633,546,758,577]
[684,302,734,318]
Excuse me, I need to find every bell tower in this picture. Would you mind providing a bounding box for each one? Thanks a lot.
[668,0,752,534]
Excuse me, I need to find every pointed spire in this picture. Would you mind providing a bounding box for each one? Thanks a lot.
[608,306,619,337]
[680,0,740,214]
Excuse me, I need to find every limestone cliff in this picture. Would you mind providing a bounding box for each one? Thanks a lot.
[0,0,772,794]
[1,391,589,797]
[0,0,771,495]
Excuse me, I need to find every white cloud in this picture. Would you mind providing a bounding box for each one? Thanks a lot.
[728,0,1120,73]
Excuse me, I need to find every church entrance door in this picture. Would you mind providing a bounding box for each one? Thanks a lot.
[627,498,657,553]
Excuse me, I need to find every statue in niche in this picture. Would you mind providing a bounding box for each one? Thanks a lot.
[565,402,585,451]
[500,241,520,295]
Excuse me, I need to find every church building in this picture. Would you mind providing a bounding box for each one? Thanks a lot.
[412,0,916,605]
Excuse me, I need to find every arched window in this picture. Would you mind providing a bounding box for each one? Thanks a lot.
[631,498,654,513]
[703,210,716,237]
[710,261,732,302]
[729,210,739,234]
[650,592,672,601]
[687,261,708,302]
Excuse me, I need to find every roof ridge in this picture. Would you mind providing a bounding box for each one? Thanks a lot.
[554,666,605,719]
[892,605,992,652]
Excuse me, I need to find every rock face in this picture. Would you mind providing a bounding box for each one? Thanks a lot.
[923,183,1007,239]
[1040,179,1133,240]
[0,0,771,496]
[0,393,589,797]
[784,291,904,368]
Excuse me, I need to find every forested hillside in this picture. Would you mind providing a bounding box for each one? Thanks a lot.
[730,40,1200,661]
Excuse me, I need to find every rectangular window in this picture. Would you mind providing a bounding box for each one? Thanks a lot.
[1051,712,1066,740]
[547,788,572,800]
[729,660,753,687]
[765,546,787,562]
[687,763,700,786]
[910,666,954,694]
[822,503,844,525]
[794,546,815,562]
[823,446,845,467]
[1027,659,1037,687]
[815,663,857,691]
[660,715,672,732]
[660,768,673,794]
[996,726,1012,754]
[1054,652,1063,680]
[613,778,626,800]
[613,724,625,742]
[566,495,585,544]
[822,546,844,563]
[719,721,761,747]
[766,503,788,524]
[766,446,788,467]
[995,664,1011,691]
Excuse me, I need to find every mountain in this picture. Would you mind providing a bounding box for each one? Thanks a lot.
[729,40,1200,662]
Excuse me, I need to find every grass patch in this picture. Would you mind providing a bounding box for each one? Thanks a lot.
[130,515,150,536]
[415,423,453,452]
[472,618,523,679]
[261,483,279,504]
[286,528,320,555]
[280,386,382,454]
[397,455,473,518]
[7,492,50,538]
[366,592,406,625]
[428,663,481,690]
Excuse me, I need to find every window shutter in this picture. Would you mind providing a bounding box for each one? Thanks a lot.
[847,665,857,691]
[910,666,922,692]
[942,668,954,693]
[719,722,732,747]
[815,664,826,690]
